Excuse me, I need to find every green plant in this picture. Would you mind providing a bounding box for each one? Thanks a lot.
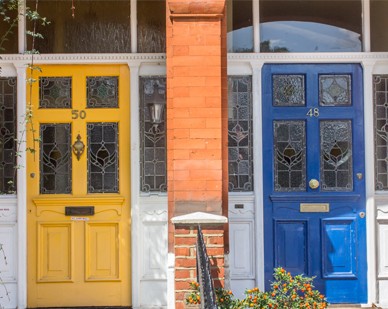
[186,268,329,309]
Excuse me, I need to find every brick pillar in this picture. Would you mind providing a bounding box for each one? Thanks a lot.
[166,0,228,307]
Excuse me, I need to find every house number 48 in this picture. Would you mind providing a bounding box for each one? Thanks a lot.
[306,108,319,117]
[72,110,87,119]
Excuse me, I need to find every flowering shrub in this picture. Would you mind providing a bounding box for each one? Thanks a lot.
[186,268,329,309]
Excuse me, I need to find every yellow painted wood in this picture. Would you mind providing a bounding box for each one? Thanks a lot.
[27,65,131,307]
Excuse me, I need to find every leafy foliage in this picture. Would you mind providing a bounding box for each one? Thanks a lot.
[186,268,329,309]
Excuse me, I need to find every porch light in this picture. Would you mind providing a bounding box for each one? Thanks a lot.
[145,83,166,126]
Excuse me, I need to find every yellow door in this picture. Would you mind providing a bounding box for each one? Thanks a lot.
[27,65,131,307]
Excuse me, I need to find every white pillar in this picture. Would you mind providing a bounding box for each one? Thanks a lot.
[252,0,260,53]
[362,60,376,305]
[251,61,264,290]
[131,0,137,53]
[18,1,26,54]
[14,63,27,309]
[362,0,371,52]
[129,62,140,308]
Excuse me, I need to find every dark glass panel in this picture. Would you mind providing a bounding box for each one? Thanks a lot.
[259,0,362,52]
[273,75,305,106]
[0,78,17,193]
[140,76,167,193]
[227,0,253,53]
[87,122,119,193]
[319,75,351,106]
[39,77,72,109]
[274,120,306,191]
[374,75,388,190]
[87,76,118,108]
[320,120,353,191]
[26,0,130,53]
[138,0,166,53]
[371,0,388,52]
[40,123,72,194]
[228,75,253,192]
[0,7,18,54]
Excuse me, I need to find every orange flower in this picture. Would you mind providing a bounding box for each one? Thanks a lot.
[229,291,233,295]
[281,269,285,273]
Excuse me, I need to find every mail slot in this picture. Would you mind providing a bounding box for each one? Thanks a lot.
[300,203,329,213]
[65,206,95,216]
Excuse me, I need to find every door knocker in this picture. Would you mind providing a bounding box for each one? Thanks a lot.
[309,179,320,189]
[72,134,85,161]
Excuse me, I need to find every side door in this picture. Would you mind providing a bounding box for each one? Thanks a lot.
[262,64,367,303]
[27,65,131,307]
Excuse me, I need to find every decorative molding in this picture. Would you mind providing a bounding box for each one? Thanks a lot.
[228,209,254,215]
[171,212,228,224]
[270,194,360,203]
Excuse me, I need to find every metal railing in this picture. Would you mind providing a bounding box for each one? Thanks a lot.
[196,224,218,309]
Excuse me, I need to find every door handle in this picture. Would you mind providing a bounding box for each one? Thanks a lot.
[309,179,320,189]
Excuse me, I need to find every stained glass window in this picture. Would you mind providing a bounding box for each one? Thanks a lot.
[273,75,305,106]
[40,123,72,194]
[87,122,119,193]
[228,76,253,192]
[319,75,351,106]
[274,121,306,191]
[140,77,167,193]
[39,77,72,109]
[87,77,119,108]
[374,75,388,190]
[320,120,353,191]
[0,78,17,194]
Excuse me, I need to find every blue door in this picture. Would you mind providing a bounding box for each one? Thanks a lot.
[262,64,366,303]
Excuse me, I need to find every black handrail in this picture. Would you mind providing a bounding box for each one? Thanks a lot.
[196,224,218,309]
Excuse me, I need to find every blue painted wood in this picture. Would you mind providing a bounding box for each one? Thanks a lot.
[262,64,367,304]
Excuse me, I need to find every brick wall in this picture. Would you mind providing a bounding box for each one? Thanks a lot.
[174,225,225,309]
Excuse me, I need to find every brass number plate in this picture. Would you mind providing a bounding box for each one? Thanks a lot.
[300,203,329,213]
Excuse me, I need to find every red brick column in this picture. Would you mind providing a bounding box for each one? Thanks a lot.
[166,0,228,307]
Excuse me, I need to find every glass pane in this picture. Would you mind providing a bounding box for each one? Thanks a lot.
[227,0,253,53]
[140,77,167,193]
[87,77,118,108]
[320,120,353,191]
[319,75,351,106]
[39,77,72,109]
[228,76,253,192]
[138,0,166,53]
[26,0,131,53]
[87,122,119,193]
[274,120,306,191]
[40,123,72,194]
[260,0,362,52]
[374,75,388,190]
[0,7,18,54]
[273,75,305,106]
[0,78,17,193]
[371,0,388,51]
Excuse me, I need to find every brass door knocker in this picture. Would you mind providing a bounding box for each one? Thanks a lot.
[72,134,85,161]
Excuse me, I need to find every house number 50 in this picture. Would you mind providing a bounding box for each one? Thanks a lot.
[306,108,319,117]
[72,110,87,119]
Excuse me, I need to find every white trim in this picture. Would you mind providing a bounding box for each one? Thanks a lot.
[131,0,137,53]
[129,62,141,309]
[167,253,175,309]
[250,61,265,291]
[362,0,371,53]
[362,60,377,306]
[252,0,260,53]
[14,63,27,309]
[171,212,228,224]
[18,1,25,54]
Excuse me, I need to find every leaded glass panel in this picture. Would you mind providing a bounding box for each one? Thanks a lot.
[140,77,167,193]
[374,75,388,190]
[228,76,253,192]
[0,78,17,193]
[40,123,72,194]
[87,77,119,108]
[320,120,353,191]
[274,121,306,191]
[87,122,119,193]
[319,75,352,106]
[39,77,72,109]
[273,75,305,106]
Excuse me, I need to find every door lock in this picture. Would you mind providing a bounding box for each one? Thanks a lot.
[359,212,365,218]
[357,173,363,180]
[309,179,320,189]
